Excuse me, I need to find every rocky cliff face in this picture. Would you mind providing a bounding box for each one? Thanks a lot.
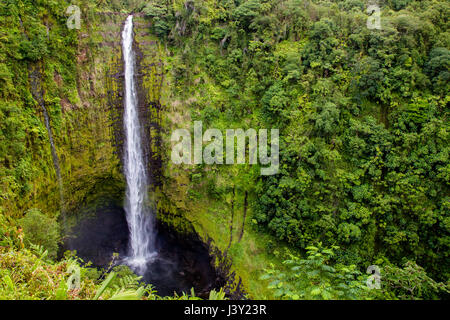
[0,11,121,217]
[1,4,195,242]
[58,12,126,213]
[1,5,247,297]
[2,12,150,216]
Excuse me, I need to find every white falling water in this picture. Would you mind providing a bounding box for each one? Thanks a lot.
[122,15,156,274]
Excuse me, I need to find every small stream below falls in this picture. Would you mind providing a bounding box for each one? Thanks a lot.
[63,198,224,297]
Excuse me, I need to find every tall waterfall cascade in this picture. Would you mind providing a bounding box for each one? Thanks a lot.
[122,15,156,274]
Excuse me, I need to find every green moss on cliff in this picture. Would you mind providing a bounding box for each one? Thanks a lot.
[1,2,126,219]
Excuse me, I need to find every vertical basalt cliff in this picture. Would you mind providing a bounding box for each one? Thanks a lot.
[1,4,244,298]
[2,11,130,217]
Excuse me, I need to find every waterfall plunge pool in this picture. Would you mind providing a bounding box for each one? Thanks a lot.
[62,197,225,297]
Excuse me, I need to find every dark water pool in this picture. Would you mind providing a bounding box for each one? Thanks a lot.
[63,200,224,297]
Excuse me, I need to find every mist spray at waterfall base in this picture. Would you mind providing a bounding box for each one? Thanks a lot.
[121,15,157,274]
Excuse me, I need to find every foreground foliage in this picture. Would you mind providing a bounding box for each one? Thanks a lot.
[262,244,368,299]
[261,244,449,300]
[0,215,226,300]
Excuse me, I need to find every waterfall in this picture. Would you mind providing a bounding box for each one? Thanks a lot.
[122,15,156,274]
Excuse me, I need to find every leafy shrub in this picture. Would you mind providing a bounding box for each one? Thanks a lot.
[426,47,450,95]
[19,209,59,260]
[143,2,174,39]
[261,244,368,300]
[371,261,449,300]
[0,245,97,300]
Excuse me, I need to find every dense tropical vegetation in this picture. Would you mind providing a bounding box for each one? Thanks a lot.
[0,0,449,300]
